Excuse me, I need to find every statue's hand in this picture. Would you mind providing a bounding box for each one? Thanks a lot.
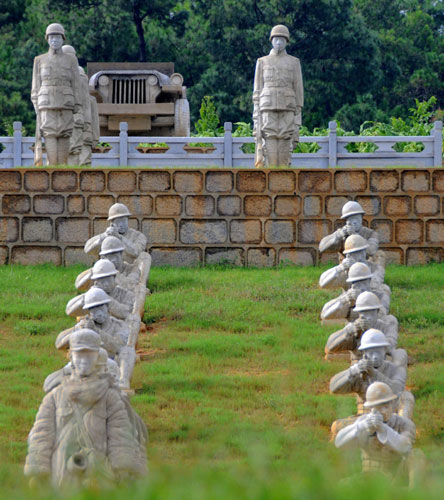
[353,317,367,335]
[356,359,372,374]
[341,256,353,271]
[346,288,360,305]
[105,225,119,237]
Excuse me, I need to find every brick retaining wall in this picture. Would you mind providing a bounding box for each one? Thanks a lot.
[1,168,444,266]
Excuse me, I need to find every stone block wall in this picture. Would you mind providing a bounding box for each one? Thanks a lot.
[1,168,444,266]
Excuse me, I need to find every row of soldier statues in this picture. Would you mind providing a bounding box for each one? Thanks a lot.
[319,200,423,483]
[32,23,99,166]
[24,203,151,487]
[32,22,304,168]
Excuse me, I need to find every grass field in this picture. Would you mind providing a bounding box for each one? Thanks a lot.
[1,263,444,499]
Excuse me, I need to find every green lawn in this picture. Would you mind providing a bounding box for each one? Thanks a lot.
[1,264,444,499]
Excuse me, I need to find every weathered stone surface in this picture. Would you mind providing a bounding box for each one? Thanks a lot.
[402,171,429,192]
[264,220,294,244]
[0,217,19,241]
[56,217,90,243]
[236,171,266,192]
[298,220,331,243]
[0,246,8,264]
[206,171,233,192]
[426,220,444,243]
[244,195,272,216]
[395,219,423,244]
[2,195,31,214]
[11,246,61,265]
[384,196,411,216]
[279,248,315,266]
[205,247,244,266]
[108,171,137,192]
[303,195,322,216]
[217,195,241,216]
[34,195,64,214]
[139,171,171,192]
[185,195,215,216]
[230,219,262,244]
[406,247,444,265]
[142,218,176,244]
[67,195,85,215]
[87,195,115,215]
[151,247,201,266]
[0,171,21,191]
[432,171,444,192]
[117,195,153,216]
[80,171,105,192]
[383,248,404,265]
[370,219,392,244]
[335,171,367,192]
[52,171,77,192]
[269,171,296,192]
[173,171,203,192]
[319,250,339,265]
[370,171,399,192]
[180,220,227,244]
[64,247,95,266]
[325,196,350,216]
[355,195,381,216]
[414,195,440,216]
[299,171,331,192]
[274,195,300,216]
[24,171,49,192]
[247,248,276,267]
[156,195,182,216]
[22,217,53,242]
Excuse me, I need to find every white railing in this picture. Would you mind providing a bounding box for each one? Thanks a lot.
[0,120,442,168]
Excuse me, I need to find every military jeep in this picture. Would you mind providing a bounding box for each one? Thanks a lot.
[87,62,190,137]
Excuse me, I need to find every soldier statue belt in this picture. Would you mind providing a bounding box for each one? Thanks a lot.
[41,80,72,87]
[263,84,294,90]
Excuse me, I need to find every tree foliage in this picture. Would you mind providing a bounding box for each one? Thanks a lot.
[0,0,442,135]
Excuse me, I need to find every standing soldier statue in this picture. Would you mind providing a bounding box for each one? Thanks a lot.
[31,23,82,166]
[253,25,304,167]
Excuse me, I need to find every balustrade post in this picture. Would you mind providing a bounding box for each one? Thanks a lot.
[328,120,337,167]
[13,121,22,167]
[433,120,443,167]
[119,122,128,166]
[224,122,233,167]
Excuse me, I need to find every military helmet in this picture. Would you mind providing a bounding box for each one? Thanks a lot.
[269,25,290,42]
[346,262,373,283]
[364,382,397,408]
[341,201,365,219]
[343,234,369,255]
[83,287,111,309]
[358,329,390,350]
[61,45,76,56]
[45,23,66,40]
[70,328,101,351]
[91,259,118,280]
[107,203,131,221]
[99,236,125,255]
[353,291,381,312]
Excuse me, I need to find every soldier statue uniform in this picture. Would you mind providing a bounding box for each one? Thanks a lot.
[253,25,304,167]
[31,24,82,165]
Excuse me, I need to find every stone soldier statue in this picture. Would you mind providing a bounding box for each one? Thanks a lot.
[66,260,135,321]
[319,235,387,291]
[24,329,146,487]
[75,236,141,292]
[79,74,100,166]
[319,201,379,257]
[335,382,417,480]
[325,291,406,367]
[56,287,129,361]
[253,25,303,167]
[61,45,84,165]
[84,203,148,265]
[321,262,390,322]
[31,23,82,165]
[329,329,413,422]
